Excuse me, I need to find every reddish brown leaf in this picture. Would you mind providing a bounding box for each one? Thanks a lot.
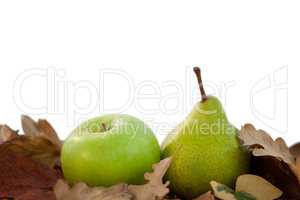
[0,149,61,200]
[0,135,61,168]
[0,116,62,168]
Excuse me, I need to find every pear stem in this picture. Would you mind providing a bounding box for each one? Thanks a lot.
[193,67,207,102]
[101,123,107,131]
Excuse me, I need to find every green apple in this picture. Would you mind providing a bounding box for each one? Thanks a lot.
[61,114,161,186]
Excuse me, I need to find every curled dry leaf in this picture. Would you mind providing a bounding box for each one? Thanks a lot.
[236,174,282,200]
[128,157,171,200]
[250,156,300,200]
[210,181,255,200]
[54,179,132,200]
[239,124,300,183]
[0,124,18,143]
[0,115,62,168]
[192,191,215,200]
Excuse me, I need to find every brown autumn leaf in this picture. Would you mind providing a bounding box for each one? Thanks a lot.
[289,156,300,183]
[250,156,300,200]
[193,191,215,200]
[0,124,18,143]
[239,124,300,184]
[290,142,300,158]
[21,115,61,148]
[239,124,293,163]
[209,174,282,200]
[235,174,282,200]
[0,115,62,168]
[0,149,61,200]
[54,179,132,200]
[0,135,61,168]
[128,157,171,200]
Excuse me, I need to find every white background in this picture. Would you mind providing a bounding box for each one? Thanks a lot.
[0,1,299,145]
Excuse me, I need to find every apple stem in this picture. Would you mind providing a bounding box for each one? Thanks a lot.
[101,123,107,131]
[193,67,207,102]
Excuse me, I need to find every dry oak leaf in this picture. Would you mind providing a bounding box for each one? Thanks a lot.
[236,174,282,200]
[21,115,61,148]
[0,124,18,143]
[239,124,293,163]
[54,179,132,200]
[192,191,215,200]
[239,123,300,183]
[128,157,172,200]
[0,115,61,168]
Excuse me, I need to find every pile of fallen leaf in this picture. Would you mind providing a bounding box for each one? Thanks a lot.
[0,117,300,200]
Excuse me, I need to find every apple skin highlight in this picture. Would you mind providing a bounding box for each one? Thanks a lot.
[61,114,161,186]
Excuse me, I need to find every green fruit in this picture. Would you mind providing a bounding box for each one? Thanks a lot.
[61,114,160,186]
[161,67,249,199]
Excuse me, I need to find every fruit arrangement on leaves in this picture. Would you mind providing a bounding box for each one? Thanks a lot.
[0,68,300,200]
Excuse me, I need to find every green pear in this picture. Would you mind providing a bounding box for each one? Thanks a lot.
[161,67,249,199]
